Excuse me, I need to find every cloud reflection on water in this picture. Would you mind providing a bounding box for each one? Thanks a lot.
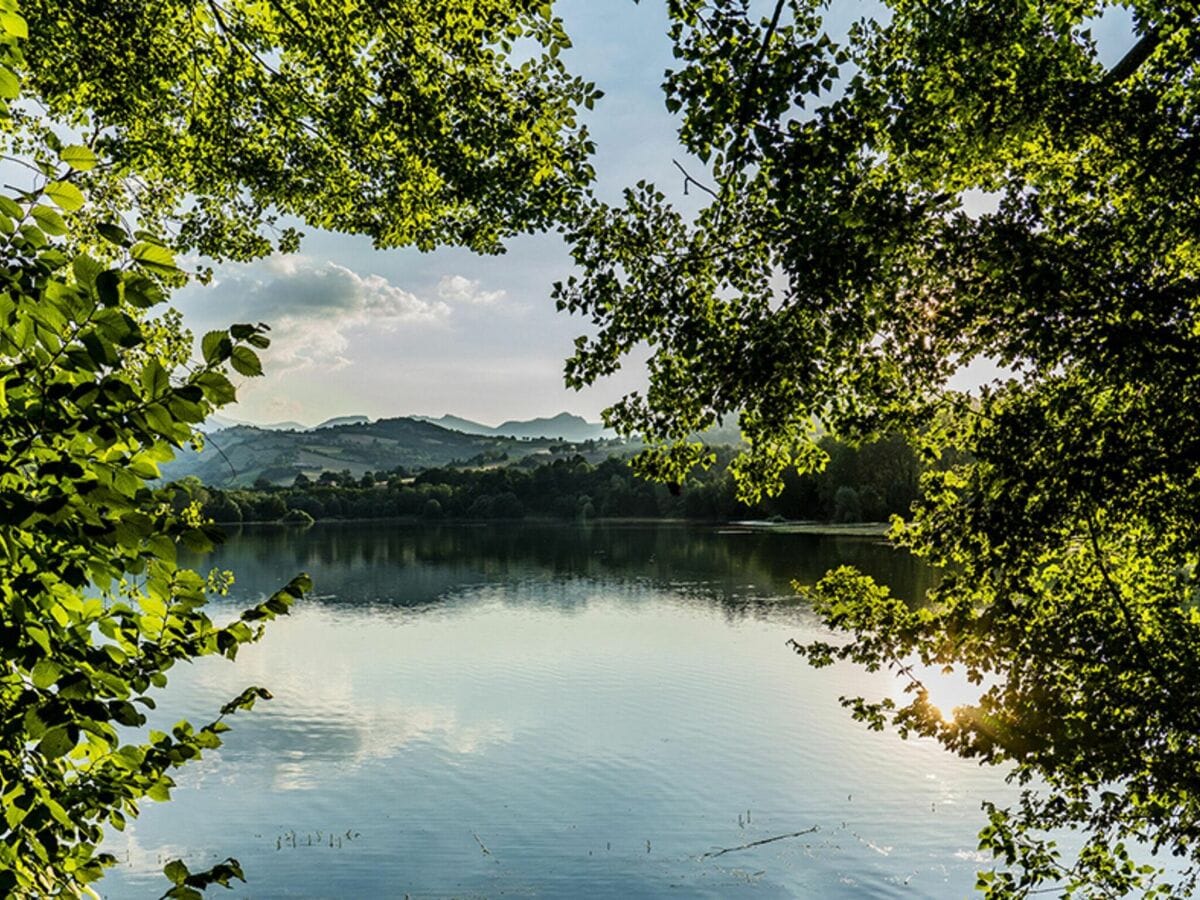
[99,524,1008,899]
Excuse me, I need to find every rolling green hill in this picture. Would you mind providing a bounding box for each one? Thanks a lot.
[162,416,622,487]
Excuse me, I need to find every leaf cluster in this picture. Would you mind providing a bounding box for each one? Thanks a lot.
[0,35,310,893]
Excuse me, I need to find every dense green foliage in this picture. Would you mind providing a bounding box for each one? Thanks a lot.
[558,0,1200,895]
[191,434,921,525]
[12,0,598,260]
[0,166,309,894]
[8,0,1196,893]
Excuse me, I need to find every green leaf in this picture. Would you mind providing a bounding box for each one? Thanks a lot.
[201,330,232,364]
[31,660,61,689]
[145,534,177,564]
[44,181,86,212]
[0,66,18,101]
[140,358,170,397]
[95,270,122,307]
[38,248,69,272]
[59,145,98,172]
[0,11,27,38]
[30,204,68,236]
[37,726,75,760]
[123,273,166,309]
[72,253,103,289]
[131,241,178,274]
[195,371,236,405]
[229,346,263,377]
[96,222,130,246]
[229,323,260,340]
[144,402,183,439]
[132,230,167,247]
[163,859,189,885]
[179,528,213,553]
[19,224,48,248]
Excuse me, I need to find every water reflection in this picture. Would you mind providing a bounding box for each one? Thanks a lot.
[100,523,1001,899]
[198,521,934,614]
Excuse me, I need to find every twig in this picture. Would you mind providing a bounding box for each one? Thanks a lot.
[1084,510,1170,692]
[201,428,239,478]
[673,159,720,200]
[473,832,491,856]
[700,826,818,859]
[722,0,787,184]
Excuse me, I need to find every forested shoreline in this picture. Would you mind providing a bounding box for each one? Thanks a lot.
[189,434,925,525]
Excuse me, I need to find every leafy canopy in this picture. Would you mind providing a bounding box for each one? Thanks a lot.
[11,0,600,260]
[557,0,1200,895]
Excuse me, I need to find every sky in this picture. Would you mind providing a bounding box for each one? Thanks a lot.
[177,0,690,428]
[173,0,1138,429]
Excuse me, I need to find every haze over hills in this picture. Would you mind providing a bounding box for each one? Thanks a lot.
[200,413,308,433]
[314,415,370,430]
[200,413,371,433]
[203,411,613,441]
[413,412,613,442]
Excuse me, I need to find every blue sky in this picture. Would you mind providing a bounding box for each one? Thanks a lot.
[175,0,1138,428]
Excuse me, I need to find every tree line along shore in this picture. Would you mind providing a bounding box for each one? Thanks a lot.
[186,434,931,526]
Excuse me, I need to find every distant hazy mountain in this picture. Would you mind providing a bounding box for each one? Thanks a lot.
[200,413,371,434]
[314,415,370,430]
[176,411,743,486]
[415,411,612,442]
[414,412,748,445]
[412,414,493,436]
[200,413,308,433]
[494,413,612,442]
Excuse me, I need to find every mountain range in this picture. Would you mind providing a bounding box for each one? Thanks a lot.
[412,412,612,442]
[200,413,370,433]
[201,411,609,441]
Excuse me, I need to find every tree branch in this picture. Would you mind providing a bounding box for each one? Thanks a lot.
[699,826,818,859]
[672,159,719,199]
[723,0,787,184]
[1103,29,1161,85]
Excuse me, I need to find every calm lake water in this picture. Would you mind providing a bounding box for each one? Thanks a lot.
[97,522,1014,899]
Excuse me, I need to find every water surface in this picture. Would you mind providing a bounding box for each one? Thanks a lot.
[98,522,1009,898]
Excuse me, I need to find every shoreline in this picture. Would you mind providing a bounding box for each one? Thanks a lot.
[214,515,892,537]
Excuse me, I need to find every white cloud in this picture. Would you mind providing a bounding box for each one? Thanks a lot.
[436,273,507,306]
[195,256,452,371]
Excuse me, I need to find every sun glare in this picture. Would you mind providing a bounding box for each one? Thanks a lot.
[893,661,989,724]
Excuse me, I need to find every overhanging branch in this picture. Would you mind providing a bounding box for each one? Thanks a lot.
[1103,29,1161,85]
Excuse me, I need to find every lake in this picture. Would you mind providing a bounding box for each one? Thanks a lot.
[97,522,1012,898]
